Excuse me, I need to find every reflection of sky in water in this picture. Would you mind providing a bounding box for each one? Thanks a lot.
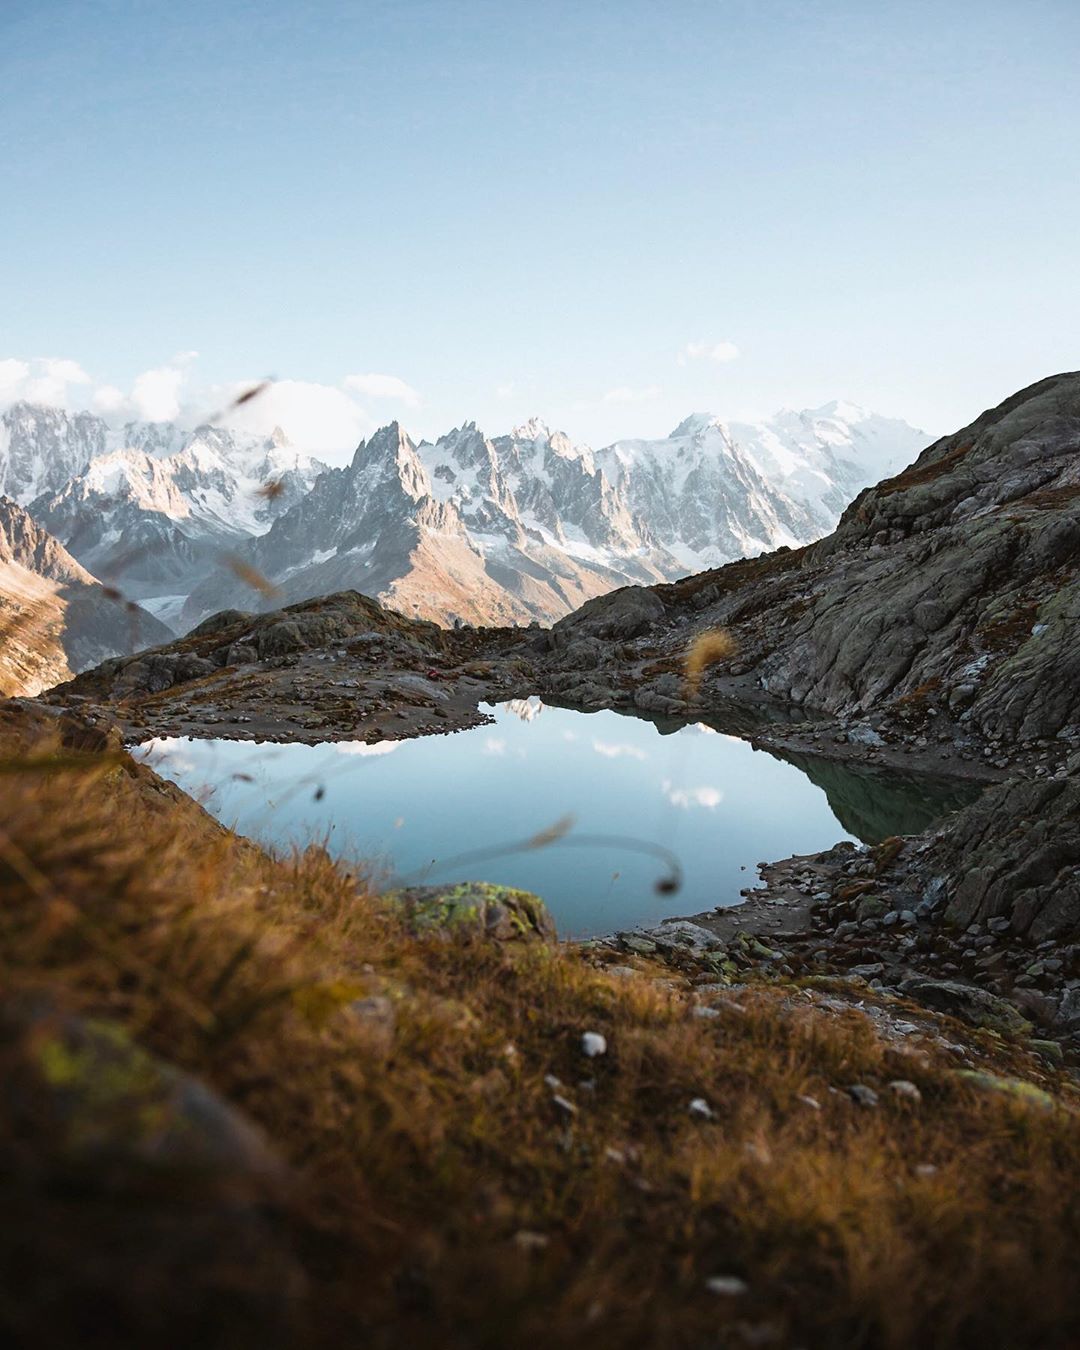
[136,700,942,938]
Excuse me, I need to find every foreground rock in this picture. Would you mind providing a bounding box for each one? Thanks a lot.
[389,881,557,942]
[0,997,301,1348]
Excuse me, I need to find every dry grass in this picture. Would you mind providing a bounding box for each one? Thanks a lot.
[684,628,739,697]
[1,710,1079,1349]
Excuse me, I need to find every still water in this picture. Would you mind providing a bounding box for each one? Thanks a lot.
[137,699,977,938]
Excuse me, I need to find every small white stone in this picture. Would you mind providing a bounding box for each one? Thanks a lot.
[706,1275,748,1297]
[581,1031,607,1057]
[689,1097,715,1121]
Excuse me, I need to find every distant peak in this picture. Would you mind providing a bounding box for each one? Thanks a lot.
[368,420,412,445]
[670,412,723,438]
[810,399,870,423]
[511,416,552,442]
[267,424,290,448]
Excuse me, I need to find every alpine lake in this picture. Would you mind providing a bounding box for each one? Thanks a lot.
[137,699,980,939]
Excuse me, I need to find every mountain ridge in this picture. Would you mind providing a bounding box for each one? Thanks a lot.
[3,397,927,632]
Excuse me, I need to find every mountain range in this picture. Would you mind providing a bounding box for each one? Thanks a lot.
[0,398,926,689]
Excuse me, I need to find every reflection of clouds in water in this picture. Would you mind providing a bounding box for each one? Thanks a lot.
[592,740,648,761]
[135,737,197,776]
[333,741,400,758]
[662,778,723,810]
[562,730,577,742]
[483,736,527,759]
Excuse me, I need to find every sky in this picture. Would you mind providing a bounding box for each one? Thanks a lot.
[1,0,1078,461]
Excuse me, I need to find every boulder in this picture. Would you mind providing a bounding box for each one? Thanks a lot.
[897,976,1031,1035]
[547,586,665,650]
[387,881,557,942]
[0,997,302,1348]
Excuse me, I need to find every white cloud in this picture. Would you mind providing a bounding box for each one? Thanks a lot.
[343,372,421,406]
[0,356,90,408]
[662,778,723,810]
[130,363,188,421]
[602,384,662,404]
[212,378,373,458]
[0,359,30,401]
[496,382,516,400]
[334,741,400,757]
[592,740,648,760]
[91,384,127,413]
[0,356,369,461]
[677,341,740,367]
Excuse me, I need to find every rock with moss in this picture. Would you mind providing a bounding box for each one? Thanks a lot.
[387,881,557,942]
[897,976,1031,1035]
[0,997,302,1348]
[954,1069,1056,1111]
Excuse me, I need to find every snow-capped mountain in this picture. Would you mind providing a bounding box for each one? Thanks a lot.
[0,496,173,696]
[181,420,678,629]
[595,404,925,571]
[0,402,109,503]
[20,413,324,628]
[5,399,927,632]
[179,404,927,628]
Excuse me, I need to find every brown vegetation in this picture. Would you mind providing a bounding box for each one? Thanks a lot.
[1,708,1079,1348]
[684,628,739,697]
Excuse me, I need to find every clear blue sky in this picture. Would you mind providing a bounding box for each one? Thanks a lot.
[1,0,1077,457]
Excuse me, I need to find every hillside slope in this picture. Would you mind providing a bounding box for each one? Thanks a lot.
[0,497,172,695]
[2,701,1078,1349]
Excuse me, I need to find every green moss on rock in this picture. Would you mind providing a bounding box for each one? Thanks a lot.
[386,881,557,942]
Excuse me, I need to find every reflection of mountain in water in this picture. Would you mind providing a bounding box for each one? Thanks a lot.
[507,696,980,844]
[774,750,983,845]
[503,697,545,723]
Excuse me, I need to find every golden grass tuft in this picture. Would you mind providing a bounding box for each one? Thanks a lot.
[1,707,1079,1348]
[684,627,739,697]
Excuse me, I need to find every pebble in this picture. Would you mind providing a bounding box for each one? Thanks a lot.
[706,1276,748,1297]
[847,1084,880,1108]
[688,1097,716,1121]
[581,1032,607,1057]
[887,1079,922,1103]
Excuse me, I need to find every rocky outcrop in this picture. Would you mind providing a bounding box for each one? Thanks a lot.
[58,589,447,701]
[920,752,1080,942]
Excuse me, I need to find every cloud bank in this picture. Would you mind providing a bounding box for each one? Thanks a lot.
[0,352,424,462]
